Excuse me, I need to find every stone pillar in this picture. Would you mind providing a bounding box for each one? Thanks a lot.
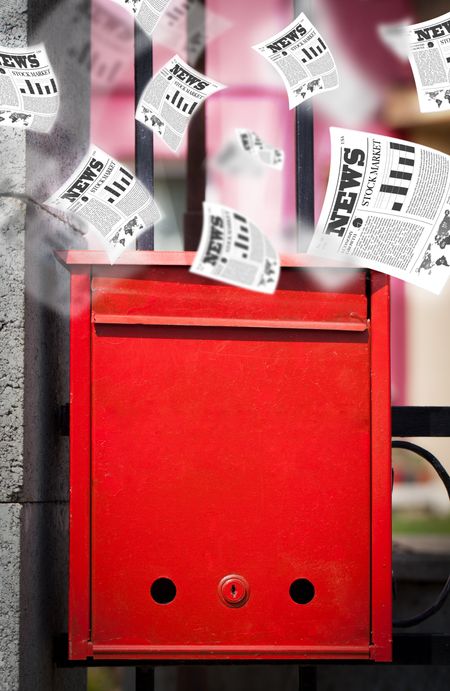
[0,1,91,689]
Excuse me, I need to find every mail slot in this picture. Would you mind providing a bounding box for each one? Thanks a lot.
[59,250,391,662]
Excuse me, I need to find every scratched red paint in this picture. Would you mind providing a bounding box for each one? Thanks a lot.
[58,251,391,662]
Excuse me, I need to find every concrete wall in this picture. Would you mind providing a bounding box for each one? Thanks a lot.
[0,3,28,687]
[0,0,90,689]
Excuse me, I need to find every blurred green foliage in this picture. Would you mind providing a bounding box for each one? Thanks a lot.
[393,511,450,535]
[88,669,121,691]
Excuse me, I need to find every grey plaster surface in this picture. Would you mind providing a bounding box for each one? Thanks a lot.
[0,154,25,503]
[1,1,88,689]
[24,0,89,504]
[0,505,21,691]
[19,503,85,691]
[0,0,27,503]
[18,0,89,688]
[0,3,27,690]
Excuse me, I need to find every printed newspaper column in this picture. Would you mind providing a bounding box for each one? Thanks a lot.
[408,11,450,112]
[154,0,232,65]
[110,0,171,37]
[252,12,339,109]
[236,129,284,170]
[191,202,280,294]
[377,18,410,62]
[0,44,59,132]
[307,127,450,294]
[45,145,161,262]
[136,54,226,152]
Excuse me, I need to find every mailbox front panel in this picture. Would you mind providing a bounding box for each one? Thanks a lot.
[65,255,391,662]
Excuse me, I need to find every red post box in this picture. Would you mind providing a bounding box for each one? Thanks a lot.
[59,251,391,662]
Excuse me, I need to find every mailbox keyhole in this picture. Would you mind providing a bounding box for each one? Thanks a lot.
[289,578,315,605]
[231,584,237,597]
[150,578,177,605]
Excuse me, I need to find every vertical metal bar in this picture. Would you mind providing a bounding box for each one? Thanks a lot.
[296,100,314,250]
[295,0,315,252]
[136,666,155,691]
[184,0,207,250]
[135,23,154,250]
[298,666,317,691]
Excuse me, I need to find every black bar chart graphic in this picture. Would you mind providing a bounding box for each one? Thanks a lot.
[166,89,197,115]
[105,167,133,204]
[233,214,250,259]
[380,142,415,212]
[301,38,327,63]
[390,142,415,154]
[21,80,35,95]
[20,77,57,96]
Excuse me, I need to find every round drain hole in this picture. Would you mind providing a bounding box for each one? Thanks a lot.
[150,577,176,604]
[289,578,315,604]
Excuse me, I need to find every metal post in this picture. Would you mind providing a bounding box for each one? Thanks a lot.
[184,0,207,250]
[135,23,154,250]
[299,666,317,691]
[294,0,315,251]
[136,666,155,691]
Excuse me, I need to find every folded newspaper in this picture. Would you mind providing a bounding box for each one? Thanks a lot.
[45,146,161,262]
[252,12,339,109]
[236,129,284,170]
[377,18,410,62]
[0,44,59,133]
[110,0,170,37]
[408,11,450,113]
[136,54,226,152]
[307,128,450,294]
[154,0,231,65]
[191,202,280,294]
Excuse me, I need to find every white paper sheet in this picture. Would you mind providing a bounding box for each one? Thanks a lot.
[0,44,59,133]
[45,145,161,262]
[308,128,450,294]
[191,202,280,294]
[253,12,339,109]
[136,54,226,152]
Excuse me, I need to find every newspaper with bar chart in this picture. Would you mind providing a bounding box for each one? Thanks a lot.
[191,202,280,294]
[407,11,450,112]
[45,146,161,262]
[0,44,59,132]
[253,12,338,109]
[307,128,450,294]
[135,54,226,152]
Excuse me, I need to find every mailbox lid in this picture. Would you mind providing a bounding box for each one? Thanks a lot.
[58,250,368,332]
[91,262,368,331]
[88,261,372,658]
